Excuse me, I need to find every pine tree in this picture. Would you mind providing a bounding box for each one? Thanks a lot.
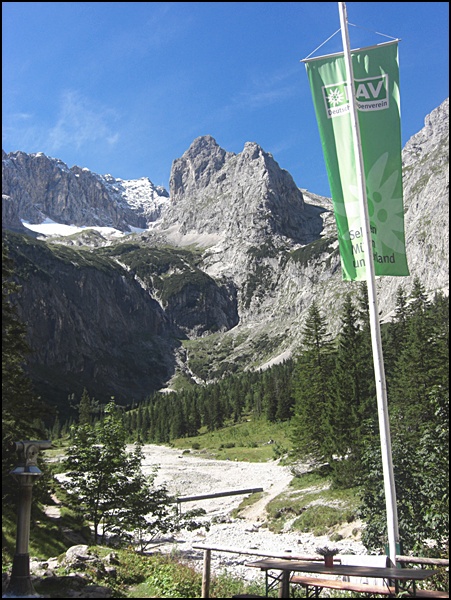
[2,241,48,502]
[328,292,374,486]
[169,400,184,439]
[210,387,224,430]
[390,278,439,436]
[275,362,295,422]
[184,393,201,437]
[382,285,409,381]
[51,414,62,439]
[141,406,151,441]
[263,371,277,422]
[78,388,92,426]
[290,301,335,461]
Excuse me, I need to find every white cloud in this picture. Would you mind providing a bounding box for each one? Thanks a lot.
[48,90,120,152]
[9,112,33,121]
[234,85,297,110]
[215,66,300,121]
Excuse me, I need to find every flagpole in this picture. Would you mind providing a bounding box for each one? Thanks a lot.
[338,2,400,567]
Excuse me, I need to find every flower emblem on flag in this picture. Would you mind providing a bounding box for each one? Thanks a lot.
[335,153,406,253]
[327,88,345,107]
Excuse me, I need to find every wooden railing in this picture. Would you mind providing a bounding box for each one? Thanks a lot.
[193,544,326,598]
[192,543,449,599]
[174,487,263,514]
[397,555,449,568]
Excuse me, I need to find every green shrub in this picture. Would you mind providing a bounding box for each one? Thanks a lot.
[292,504,354,536]
[128,553,201,598]
[210,570,268,598]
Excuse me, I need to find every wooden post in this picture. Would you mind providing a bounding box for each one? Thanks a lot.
[202,548,211,598]
[278,569,290,598]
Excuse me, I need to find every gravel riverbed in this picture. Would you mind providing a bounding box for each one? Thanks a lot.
[138,444,367,581]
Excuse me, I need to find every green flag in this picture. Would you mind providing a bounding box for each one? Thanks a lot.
[305,41,409,281]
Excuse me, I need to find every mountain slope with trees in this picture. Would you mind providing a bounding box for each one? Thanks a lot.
[1,99,448,411]
[117,276,448,556]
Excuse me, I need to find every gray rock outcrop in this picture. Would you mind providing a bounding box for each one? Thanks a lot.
[1,149,169,231]
[165,134,321,246]
[377,97,449,310]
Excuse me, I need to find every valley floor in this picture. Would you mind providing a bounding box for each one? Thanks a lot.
[136,444,366,581]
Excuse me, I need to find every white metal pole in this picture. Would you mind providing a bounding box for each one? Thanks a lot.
[338,2,400,567]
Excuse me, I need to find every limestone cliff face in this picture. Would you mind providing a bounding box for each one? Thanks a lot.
[160,134,329,327]
[377,97,449,313]
[4,233,238,411]
[166,135,321,246]
[4,234,170,407]
[2,193,28,233]
[1,150,169,231]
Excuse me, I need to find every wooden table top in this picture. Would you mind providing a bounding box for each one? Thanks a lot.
[245,558,436,581]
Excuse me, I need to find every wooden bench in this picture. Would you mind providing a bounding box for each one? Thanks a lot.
[231,595,267,598]
[290,575,449,598]
[406,591,449,599]
[290,574,396,597]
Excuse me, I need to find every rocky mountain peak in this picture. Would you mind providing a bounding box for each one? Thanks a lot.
[169,135,234,202]
[242,141,264,159]
[402,97,449,171]
[185,134,223,156]
[163,135,320,248]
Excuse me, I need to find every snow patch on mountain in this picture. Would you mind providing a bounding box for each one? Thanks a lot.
[21,218,144,239]
[96,173,169,222]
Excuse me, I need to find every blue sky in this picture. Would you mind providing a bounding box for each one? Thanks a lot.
[2,2,449,198]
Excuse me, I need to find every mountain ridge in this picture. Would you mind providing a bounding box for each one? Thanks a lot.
[2,97,449,411]
[2,149,169,233]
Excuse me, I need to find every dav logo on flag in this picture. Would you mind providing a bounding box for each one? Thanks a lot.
[323,74,389,118]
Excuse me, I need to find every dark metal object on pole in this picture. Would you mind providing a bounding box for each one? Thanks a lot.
[5,440,52,598]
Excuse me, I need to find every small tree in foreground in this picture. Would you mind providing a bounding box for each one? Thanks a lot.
[104,445,208,552]
[62,401,207,547]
